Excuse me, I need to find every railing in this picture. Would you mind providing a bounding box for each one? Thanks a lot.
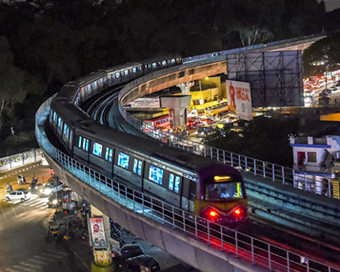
[119,107,334,199]
[35,99,340,272]
[0,148,44,173]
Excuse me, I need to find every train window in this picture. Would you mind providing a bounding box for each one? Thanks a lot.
[53,112,57,124]
[105,148,113,162]
[205,182,243,201]
[171,59,175,64]
[57,117,62,130]
[133,159,142,175]
[133,159,138,173]
[169,174,174,190]
[124,70,128,76]
[69,130,73,147]
[100,78,103,84]
[93,81,97,89]
[162,60,166,66]
[149,165,163,185]
[174,176,180,193]
[115,72,120,78]
[132,68,137,73]
[63,124,69,142]
[93,142,102,157]
[138,161,142,176]
[153,63,157,68]
[118,152,129,169]
[178,71,185,78]
[83,138,89,151]
[78,136,82,148]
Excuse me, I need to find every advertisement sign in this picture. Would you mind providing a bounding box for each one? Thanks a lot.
[124,98,160,108]
[226,80,252,121]
[90,217,107,249]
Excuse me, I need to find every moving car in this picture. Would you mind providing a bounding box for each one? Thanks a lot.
[40,180,67,196]
[4,189,31,202]
[47,188,72,208]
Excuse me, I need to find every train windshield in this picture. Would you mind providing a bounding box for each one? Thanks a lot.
[205,181,244,201]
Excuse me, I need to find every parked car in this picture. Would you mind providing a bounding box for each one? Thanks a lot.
[196,125,214,138]
[40,180,67,196]
[120,244,145,262]
[125,254,160,271]
[4,189,31,202]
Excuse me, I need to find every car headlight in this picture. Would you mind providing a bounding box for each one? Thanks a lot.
[52,199,58,205]
[44,188,51,195]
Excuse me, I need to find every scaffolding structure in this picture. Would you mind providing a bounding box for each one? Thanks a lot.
[227,51,303,108]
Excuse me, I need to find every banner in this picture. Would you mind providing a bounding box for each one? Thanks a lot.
[90,217,107,249]
[226,80,253,121]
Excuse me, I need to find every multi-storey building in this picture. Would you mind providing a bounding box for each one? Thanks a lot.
[290,135,340,198]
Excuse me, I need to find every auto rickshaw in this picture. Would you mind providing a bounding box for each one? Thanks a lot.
[48,221,60,238]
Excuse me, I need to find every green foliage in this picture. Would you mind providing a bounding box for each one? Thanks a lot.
[303,33,340,77]
[2,131,38,156]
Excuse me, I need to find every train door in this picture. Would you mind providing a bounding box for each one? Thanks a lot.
[181,178,196,212]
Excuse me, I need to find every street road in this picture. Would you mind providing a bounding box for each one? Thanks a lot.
[0,164,91,272]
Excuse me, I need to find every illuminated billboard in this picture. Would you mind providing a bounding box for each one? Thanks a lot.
[227,51,303,107]
[226,80,253,121]
[124,98,160,108]
[90,217,107,249]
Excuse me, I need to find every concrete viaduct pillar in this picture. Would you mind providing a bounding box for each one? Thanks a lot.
[160,95,191,128]
[176,82,194,95]
[90,206,115,272]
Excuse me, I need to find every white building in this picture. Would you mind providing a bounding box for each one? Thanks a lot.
[290,135,340,198]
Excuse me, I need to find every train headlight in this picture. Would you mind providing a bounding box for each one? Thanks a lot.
[209,210,218,218]
[206,209,220,221]
[233,208,241,216]
[52,199,58,205]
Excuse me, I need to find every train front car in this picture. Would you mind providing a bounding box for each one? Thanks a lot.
[196,164,248,226]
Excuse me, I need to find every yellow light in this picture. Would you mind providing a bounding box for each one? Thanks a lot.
[214,176,231,182]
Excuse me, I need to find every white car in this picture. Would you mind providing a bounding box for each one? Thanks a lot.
[40,181,67,196]
[4,189,31,202]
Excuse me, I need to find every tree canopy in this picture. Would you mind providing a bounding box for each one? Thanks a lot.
[0,0,337,155]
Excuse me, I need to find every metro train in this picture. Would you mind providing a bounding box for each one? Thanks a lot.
[48,55,249,225]
[56,55,182,106]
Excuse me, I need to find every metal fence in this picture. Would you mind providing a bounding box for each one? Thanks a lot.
[35,98,340,272]
[118,105,334,199]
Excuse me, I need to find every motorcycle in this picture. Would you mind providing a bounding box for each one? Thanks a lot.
[17,175,27,185]
[5,183,13,194]
[29,178,39,192]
